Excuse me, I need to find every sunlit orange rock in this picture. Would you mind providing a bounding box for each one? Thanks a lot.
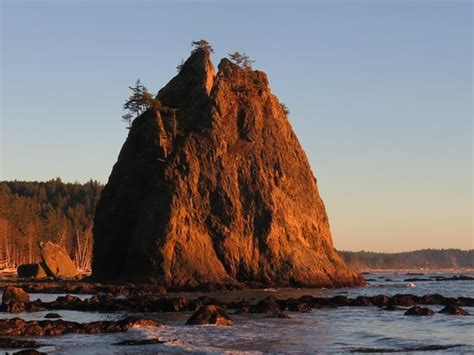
[92,47,364,288]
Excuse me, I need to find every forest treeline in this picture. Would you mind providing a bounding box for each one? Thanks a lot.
[0,179,103,270]
[341,249,474,271]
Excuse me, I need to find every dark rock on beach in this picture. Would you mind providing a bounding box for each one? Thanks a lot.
[420,294,447,305]
[419,293,460,306]
[404,306,435,316]
[2,301,45,314]
[252,296,285,316]
[0,317,160,336]
[1,286,36,313]
[17,263,49,279]
[457,297,474,307]
[1,281,166,296]
[327,295,350,307]
[114,338,166,346]
[288,302,311,313]
[4,301,26,313]
[186,305,234,326]
[439,305,470,316]
[0,337,39,349]
[350,296,374,307]
[13,350,46,355]
[372,295,391,307]
[391,294,418,306]
[14,243,79,281]
[2,286,30,305]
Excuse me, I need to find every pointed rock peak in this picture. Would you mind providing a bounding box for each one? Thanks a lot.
[158,48,215,107]
[182,47,214,74]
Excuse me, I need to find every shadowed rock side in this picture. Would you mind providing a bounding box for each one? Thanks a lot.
[93,48,364,288]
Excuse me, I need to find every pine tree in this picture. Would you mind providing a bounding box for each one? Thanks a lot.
[280,102,290,116]
[228,51,254,70]
[122,79,156,129]
[176,58,185,72]
[191,39,214,53]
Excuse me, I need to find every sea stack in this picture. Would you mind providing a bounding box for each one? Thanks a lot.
[92,46,364,288]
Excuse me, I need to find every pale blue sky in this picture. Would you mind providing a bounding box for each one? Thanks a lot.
[1,0,472,251]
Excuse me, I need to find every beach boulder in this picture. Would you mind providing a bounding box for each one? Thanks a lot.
[17,263,49,279]
[2,286,30,305]
[186,305,234,326]
[404,306,434,316]
[39,241,78,279]
[253,296,285,315]
[439,305,470,316]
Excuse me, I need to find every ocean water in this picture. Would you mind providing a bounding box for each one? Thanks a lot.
[1,271,473,354]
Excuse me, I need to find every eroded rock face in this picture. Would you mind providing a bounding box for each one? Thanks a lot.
[39,242,78,279]
[92,47,364,288]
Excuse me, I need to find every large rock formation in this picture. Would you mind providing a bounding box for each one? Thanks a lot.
[93,47,364,288]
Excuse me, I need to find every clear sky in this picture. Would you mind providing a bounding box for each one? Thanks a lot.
[1,0,472,252]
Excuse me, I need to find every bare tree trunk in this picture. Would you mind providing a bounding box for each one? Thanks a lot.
[28,231,33,263]
[82,227,92,271]
[82,227,92,272]
[73,226,92,273]
[0,219,9,268]
[75,228,81,268]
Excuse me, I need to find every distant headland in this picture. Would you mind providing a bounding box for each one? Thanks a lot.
[341,249,473,272]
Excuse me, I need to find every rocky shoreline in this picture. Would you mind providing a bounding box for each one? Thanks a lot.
[1,271,472,296]
[1,284,472,317]
[0,316,161,337]
[0,280,472,353]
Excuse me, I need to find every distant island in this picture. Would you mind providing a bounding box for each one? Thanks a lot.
[341,249,473,271]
